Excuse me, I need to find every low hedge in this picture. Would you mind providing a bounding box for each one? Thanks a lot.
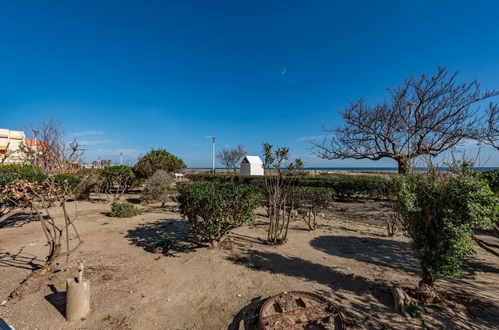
[0,165,46,187]
[186,173,392,200]
[481,169,499,193]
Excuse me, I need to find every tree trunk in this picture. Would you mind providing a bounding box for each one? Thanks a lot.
[396,158,411,175]
[420,265,434,287]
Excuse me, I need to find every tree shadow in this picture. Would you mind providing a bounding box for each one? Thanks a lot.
[424,286,499,329]
[44,284,66,318]
[125,219,198,256]
[125,197,141,205]
[227,245,499,329]
[0,212,43,229]
[0,248,43,270]
[227,248,380,294]
[310,235,419,275]
[226,248,404,328]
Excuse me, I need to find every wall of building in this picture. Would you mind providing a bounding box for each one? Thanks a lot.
[0,128,27,164]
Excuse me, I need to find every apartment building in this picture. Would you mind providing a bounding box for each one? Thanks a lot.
[0,128,27,164]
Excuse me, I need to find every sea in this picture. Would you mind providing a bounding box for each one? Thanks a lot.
[192,167,498,171]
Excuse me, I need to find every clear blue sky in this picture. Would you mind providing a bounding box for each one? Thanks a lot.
[1,1,498,167]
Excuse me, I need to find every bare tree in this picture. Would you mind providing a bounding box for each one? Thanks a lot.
[216,144,246,174]
[484,103,499,149]
[312,67,498,174]
[2,177,83,300]
[20,118,84,173]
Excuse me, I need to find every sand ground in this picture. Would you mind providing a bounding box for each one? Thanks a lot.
[1,194,498,329]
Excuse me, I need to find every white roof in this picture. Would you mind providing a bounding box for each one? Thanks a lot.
[242,156,263,164]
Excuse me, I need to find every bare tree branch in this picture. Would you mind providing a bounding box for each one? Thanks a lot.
[312,67,498,173]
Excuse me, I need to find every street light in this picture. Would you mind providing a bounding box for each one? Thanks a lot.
[32,129,39,166]
[207,136,216,173]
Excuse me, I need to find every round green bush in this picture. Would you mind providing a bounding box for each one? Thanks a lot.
[99,166,136,194]
[178,182,262,247]
[133,149,186,178]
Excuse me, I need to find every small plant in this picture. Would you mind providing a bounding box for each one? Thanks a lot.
[140,170,173,207]
[178,182,261,248]
[385,214,399,237]
[292,187,333,230]
[110,202,140,218]
[407,304,423,318]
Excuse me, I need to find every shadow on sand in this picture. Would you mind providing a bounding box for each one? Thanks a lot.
[0,212,43,229]
[44,284,66,318]
[125,219,198,256]
[227,234,499,329]
[310,235,419,275]
[0,248,43,271]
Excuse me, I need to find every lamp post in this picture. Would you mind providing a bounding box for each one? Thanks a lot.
[207,136,216,173]
[32,129,39,166]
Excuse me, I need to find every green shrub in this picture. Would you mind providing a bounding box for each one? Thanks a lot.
[134,149,186,178]
[110,202,140,218]
[99,166,136,196]
[0,164,44,175]
[140,170,173,206]
[178,182,262,247]
[394,171,498,286]
[54,173,81,190]
[73,169,104,200]
[0,165,46,187]
[481,169,499,193]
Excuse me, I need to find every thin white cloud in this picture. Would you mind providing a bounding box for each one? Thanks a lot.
[78,139,114,146]
[92,148,142,157]
[281,67,287,75]
[69,130,104,137]
[296,135,326,142]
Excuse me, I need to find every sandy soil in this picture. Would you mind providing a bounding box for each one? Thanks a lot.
[0,194,498,329]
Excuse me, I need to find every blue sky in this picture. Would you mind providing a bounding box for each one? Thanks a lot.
[1,0,498,167]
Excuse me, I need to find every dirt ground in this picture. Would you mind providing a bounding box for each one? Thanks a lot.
[1,194,498,329]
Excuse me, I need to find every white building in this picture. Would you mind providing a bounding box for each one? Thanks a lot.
[0,129,26,164]
[240,156,264,176]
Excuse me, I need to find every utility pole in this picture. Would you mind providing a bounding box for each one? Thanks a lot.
[32,129,39,166]
[207,136,216,173]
